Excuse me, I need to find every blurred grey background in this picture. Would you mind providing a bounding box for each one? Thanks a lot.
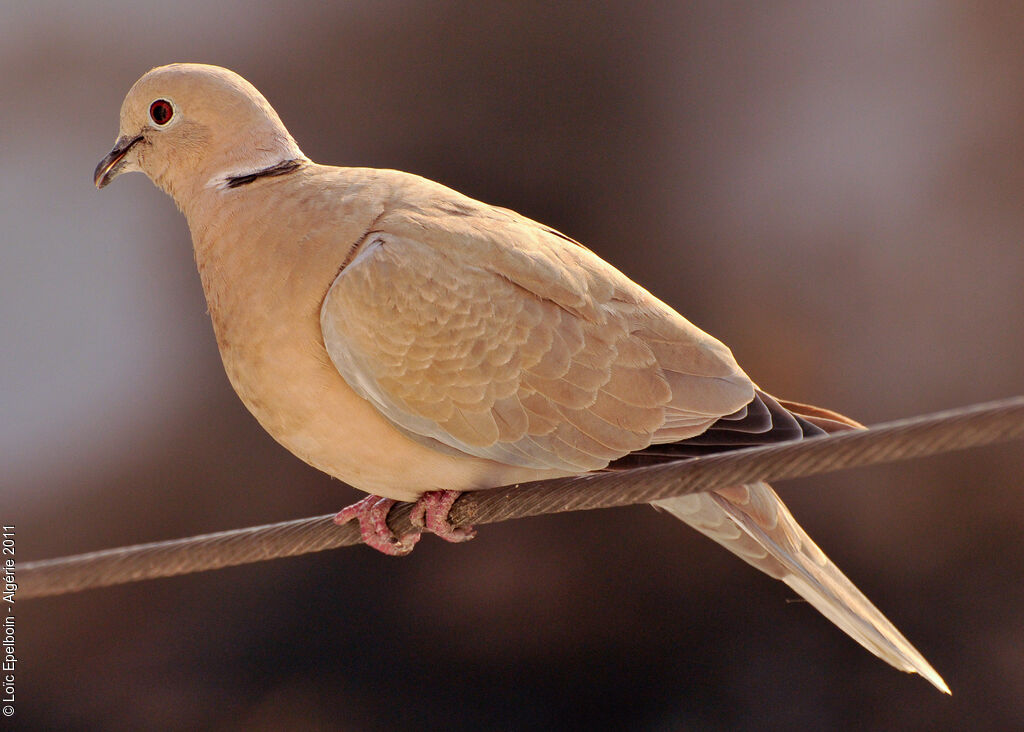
[4,1,1023,729]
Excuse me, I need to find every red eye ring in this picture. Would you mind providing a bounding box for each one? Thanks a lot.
[149,99,174,126]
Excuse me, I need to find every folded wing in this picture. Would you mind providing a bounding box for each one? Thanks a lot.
[320,190,753,472]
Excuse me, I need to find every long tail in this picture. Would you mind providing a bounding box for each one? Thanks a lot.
[654,481,949,693]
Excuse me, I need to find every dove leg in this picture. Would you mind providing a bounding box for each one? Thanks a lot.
[409,490,477,543]
[334,495,421,556]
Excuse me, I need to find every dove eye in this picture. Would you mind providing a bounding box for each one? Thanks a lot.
[149,99,174,126]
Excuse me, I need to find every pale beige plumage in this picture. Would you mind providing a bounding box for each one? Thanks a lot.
[95,63,948,692]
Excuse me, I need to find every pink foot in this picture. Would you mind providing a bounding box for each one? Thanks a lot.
[334,495,421,556]
[408,490,476,543]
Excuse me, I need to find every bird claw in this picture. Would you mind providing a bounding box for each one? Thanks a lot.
[409,490,476,543]
[334,490,475,555]
[333,495,421,556]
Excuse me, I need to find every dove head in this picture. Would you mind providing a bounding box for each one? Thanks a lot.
[94,63,305,204]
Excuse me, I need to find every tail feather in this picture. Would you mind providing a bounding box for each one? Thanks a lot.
[774,397,866,431]
[654,481,950,694]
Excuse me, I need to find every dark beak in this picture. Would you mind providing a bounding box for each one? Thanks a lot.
[94,135,143,189]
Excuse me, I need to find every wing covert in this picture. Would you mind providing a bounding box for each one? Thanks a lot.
[320,193,754,472]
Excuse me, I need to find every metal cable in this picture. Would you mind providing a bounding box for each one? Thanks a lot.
[18,396,1024,600]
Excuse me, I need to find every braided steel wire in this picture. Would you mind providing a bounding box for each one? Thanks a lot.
[18,396,1024,600]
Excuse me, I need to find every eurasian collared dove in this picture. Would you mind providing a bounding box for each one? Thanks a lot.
[95,63,948,693]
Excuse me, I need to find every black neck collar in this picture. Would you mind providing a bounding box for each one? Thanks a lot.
[224,158,304,189]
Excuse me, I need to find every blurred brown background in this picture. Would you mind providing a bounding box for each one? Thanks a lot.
[4,2,1023,729]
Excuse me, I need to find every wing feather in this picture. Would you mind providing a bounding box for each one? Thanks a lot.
[320,187,754,471]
